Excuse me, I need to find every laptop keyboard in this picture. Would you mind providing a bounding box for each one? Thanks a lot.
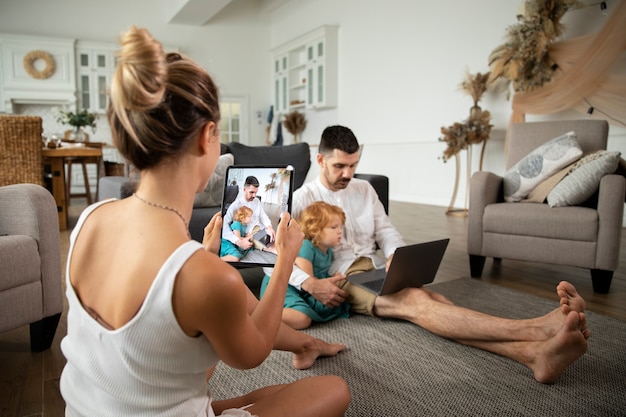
[362,279,385,293]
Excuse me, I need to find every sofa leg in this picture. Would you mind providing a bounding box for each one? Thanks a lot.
[29,313,61,352]
[590,269,613,294]
[469,255,486,278]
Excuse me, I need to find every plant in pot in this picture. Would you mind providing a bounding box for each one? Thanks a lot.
[55,108,97,142]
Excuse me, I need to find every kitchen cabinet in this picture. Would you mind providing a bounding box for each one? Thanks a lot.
[75,41,116,113]
[271,26,338,113]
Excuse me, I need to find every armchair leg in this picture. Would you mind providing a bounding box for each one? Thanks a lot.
[590,269,613,294]
[469,255,486,278]
[29,313,61,352]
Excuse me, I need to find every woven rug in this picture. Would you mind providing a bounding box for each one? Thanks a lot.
[209,278,626,416]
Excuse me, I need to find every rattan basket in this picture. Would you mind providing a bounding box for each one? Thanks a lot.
[0,115,44,186]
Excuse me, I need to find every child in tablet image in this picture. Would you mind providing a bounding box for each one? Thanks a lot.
[261,201,350,329]
[222,175,277,254]
[220,206,254,262]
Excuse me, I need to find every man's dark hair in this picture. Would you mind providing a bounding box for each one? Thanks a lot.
[319,125,360,155]
[244,176,259,187]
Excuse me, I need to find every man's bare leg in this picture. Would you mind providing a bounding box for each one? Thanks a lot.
[465,311,589,383]
[373,281,590,383]
[245,288,345,369]
[374,281,586,341]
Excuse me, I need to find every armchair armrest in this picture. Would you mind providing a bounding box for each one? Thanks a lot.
[0,184,62,317]
[354,173,389,214]
[468,171,503,255]
[595,174,625,270]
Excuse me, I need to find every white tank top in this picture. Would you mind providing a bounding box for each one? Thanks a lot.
[61,200,219,417]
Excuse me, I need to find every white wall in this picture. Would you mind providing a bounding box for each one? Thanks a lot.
[1,0,624,208]
[0,0,273,145]
[268,0,626,206]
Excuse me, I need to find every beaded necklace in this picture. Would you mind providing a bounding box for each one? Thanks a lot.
[133,193,191,239]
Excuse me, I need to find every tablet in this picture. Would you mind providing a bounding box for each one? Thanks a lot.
[219,165,294,267]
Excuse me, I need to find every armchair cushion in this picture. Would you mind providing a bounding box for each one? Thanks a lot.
[0,236,40,290]
[503,131,582,202]
[547,150,621,207]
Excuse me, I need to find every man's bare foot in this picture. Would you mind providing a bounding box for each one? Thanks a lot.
[534,281,589,340]
[293,337,345,370]
[557,281,586,314]
[530,311,589,384]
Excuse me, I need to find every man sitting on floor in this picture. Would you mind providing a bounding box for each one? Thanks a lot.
[264,125,591,384]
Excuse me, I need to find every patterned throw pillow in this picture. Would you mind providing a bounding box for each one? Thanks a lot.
[503,132,582,202]
[547,150,621,207]
[194,153,234,208]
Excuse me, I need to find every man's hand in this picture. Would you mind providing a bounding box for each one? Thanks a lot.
[301,273,348,308]
[266,224,276,243]
[385,253,394,272]
[236,238,253,250]
[202,212,223,254]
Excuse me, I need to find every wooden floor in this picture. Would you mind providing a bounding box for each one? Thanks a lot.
[1,199,624,416]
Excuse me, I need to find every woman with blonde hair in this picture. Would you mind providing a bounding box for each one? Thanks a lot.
[60,26,349,417]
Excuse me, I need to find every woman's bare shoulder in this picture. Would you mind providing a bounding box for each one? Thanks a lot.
[173,250,248,332]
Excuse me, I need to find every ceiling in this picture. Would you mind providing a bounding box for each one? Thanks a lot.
[166,0,290,25]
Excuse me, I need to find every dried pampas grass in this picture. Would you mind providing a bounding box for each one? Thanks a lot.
[488,0,581,93]
[283,111,307,136]
[459,70,491,106]
[439,111,492,162]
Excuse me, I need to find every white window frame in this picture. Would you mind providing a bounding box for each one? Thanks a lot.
[219,95,249,145]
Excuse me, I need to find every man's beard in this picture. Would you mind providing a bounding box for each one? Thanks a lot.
[333,177,351,189]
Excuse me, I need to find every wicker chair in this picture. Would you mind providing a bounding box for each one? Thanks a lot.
[0,115,44,186]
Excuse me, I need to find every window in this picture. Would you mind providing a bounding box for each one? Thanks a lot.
[219,96,248,144]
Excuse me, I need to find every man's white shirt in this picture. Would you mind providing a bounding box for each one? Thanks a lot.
[222,197,272,244]
[264,177,405,290]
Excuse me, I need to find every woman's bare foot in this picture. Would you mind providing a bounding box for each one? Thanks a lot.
[557,281,586,314]
[529,311,589,384]
[292,338,345,370]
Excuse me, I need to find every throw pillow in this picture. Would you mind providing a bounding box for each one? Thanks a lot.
[523,162,574,203]
[547,150,621,207]
[194,153,234,208]
[503,131,582,202]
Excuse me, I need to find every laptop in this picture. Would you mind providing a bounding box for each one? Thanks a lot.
[346,238,449,296]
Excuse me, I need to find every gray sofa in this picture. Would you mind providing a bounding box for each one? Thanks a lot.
[0,184,63,351]
[99,142,389,242]
[468,119,625,293]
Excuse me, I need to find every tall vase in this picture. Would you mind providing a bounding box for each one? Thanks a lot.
[469,104,482,120]
[70,127,86,142]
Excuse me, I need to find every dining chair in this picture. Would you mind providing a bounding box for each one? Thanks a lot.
[63,129,101,204]
[0,115,44,187]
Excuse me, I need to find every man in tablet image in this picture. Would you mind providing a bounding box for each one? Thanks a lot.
[222,175,278,259]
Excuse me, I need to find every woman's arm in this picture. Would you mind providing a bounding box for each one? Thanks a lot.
[176,213,303,370]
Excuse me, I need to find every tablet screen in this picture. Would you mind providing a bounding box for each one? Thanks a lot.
[219,165,294,267]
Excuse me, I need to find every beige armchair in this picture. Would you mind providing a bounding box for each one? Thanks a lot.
[0,184,63,351]
[468,120,624,293]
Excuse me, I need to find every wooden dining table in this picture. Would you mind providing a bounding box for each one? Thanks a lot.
[42,143,103,230]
